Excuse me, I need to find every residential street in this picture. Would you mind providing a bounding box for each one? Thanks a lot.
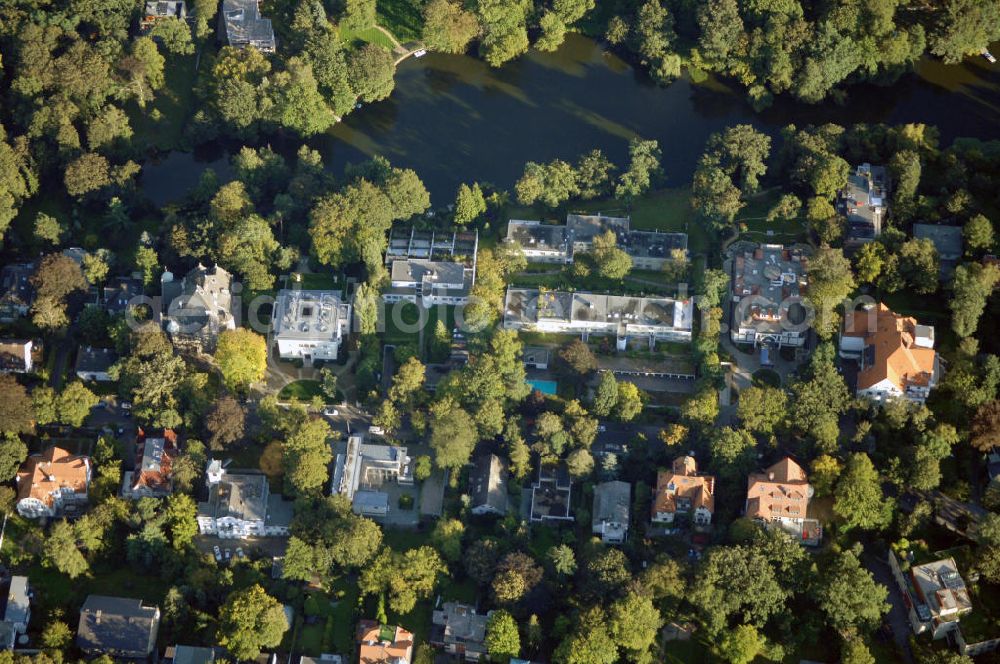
[862,549,915,664]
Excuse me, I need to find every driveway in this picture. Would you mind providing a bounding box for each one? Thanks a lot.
[862,550,915,664]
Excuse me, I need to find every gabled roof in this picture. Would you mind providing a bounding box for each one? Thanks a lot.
[77,595,159,655]
[653,456,715,516]
[471,454,507,512]
[745,457,811,520]
[593,481,630,526]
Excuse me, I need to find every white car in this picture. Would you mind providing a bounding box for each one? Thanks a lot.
[236,547,245,560]
[323,407,339,417]
[597,425,607,433]
[212,545,222,562]
[369,426,385,436]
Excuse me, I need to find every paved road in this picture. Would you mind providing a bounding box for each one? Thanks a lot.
[862,550,915,664]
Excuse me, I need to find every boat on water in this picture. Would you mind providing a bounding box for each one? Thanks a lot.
[413,49,427,58]
[983,48,997,64]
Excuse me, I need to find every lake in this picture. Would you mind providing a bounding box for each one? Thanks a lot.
[143,33,1000,205]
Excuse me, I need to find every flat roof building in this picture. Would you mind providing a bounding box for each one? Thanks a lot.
[504,288,693,349]
[331,435,413,519]
[838,163,888,244]
[529,465,573,523]
[272,289,350,365]
[730,243,810,348]
[505,215,688,271]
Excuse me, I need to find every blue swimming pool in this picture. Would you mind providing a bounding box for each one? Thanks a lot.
[527,379,558,395]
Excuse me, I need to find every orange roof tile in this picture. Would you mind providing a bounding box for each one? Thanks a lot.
[653,456,715,517]
[357,619,414,664]
[745,457,811,520]
[16,446,90,507]
[846,304,936,392]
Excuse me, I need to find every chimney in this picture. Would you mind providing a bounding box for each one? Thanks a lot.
[95,610,102,624]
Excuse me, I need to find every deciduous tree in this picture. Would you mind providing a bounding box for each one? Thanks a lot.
[217,585,288,661]
[215,329,267,392]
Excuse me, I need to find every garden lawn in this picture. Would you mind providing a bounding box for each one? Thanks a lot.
[289,272,342,290]
[383,301,425,345]
[377,0,424,42]
[128,50,200,152]
[279,379,328,402]
[328,577,361,653]
[338,25,396,50]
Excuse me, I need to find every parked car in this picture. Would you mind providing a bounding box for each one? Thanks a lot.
[212,545,222,562]
[224,548,231,562]
[597,424,607,433]
[236,547,245,559]
[119,401,131,411]
[322,407,339,417]
[369,426,385,436]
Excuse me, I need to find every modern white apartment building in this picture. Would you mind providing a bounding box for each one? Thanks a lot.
[503,288,693,349]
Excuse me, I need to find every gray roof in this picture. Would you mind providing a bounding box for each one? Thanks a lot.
[390,259,468,287]
[913,224,963,261]
[272,289,348,342]
[0,263,35,315]
[838,164,888,241]
[0,339,31,372]
[170,645,216,664]
[566,213,630,244]
[145,0,186,18]
[221,0,275,49]
[102,277,143,314]
[504,288,693,332]
[198,472,269,522]
[731,244,810,332]
[592,481,631,527]
[530,465,573,521]
[506,220,571,254]
[3,576,29,626]
[75,346,117,374]
[77,595,159,656]
[470,454,507,513]
[620,229,688,259]
[431,603,489,652]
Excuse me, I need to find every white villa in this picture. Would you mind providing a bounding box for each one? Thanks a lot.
[196,461,292,539]
[272,289,351,365]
